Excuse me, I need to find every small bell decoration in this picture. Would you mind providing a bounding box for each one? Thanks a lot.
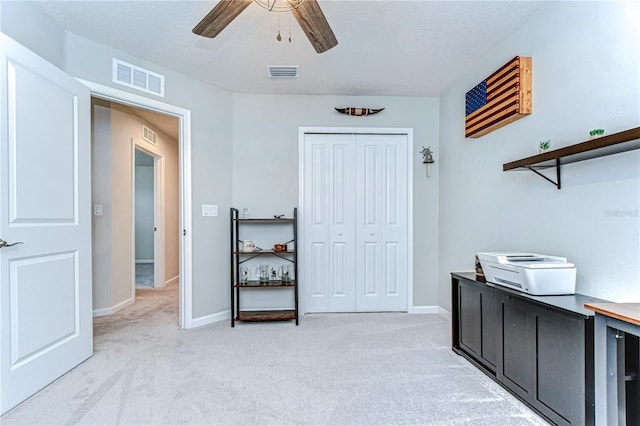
[420,146,435,177]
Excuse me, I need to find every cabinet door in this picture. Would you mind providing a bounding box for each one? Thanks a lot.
[459,281,482,357]
[480,286,498,369]
[457,280,497,372]
[536,306,585,425]
[500,296,535,398]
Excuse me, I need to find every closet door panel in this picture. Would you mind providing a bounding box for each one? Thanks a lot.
[355,134,408,312]
[303,134,355,312]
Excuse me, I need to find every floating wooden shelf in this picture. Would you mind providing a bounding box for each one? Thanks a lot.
[503,126,640,189]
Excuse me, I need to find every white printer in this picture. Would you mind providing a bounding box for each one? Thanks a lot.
[477,252,577,295]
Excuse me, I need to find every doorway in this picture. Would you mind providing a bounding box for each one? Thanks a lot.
[134,148,164,289]
[299,128,414,314]
[84,79,193,329]
[91,99,177,317]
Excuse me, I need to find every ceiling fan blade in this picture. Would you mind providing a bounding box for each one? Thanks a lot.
[193,0,253,38]
[291,0,338,53]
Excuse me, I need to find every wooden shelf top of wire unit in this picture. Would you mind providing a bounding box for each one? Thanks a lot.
[235,280,296,288]
[234,250,295,255]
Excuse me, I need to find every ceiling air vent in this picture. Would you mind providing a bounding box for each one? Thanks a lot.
[267,65,299,78]
[113,58,165,97]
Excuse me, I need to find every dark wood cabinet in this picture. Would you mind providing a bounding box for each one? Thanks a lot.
[452,272,607,425]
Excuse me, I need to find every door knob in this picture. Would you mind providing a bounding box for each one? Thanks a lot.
[0,238,23,249]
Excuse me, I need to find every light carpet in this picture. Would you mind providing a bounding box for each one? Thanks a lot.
[0,282,548,425]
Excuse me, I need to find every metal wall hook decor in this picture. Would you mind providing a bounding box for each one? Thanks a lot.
[419,146,435,177]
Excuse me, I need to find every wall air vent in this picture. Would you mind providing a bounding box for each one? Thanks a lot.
[142,124,157,145]
[267,65,299,78]
[112,58,165,97]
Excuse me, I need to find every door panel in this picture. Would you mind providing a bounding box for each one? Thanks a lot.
[303,134,355,312]
[8,63,77,223]
[10,252,78,364]
[501,297,535,397]
[355,134,408,312]
[1,34,92,415]
[385,242,398,295]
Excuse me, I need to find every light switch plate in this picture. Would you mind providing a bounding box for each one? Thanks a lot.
[94,204,103,216]
[202,204,218,217]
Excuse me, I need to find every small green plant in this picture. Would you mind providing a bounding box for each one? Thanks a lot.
[589,128,605,137]
[539,140,551,152]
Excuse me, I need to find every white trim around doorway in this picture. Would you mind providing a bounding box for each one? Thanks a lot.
[297,127,414,315]
[79,79,194,329]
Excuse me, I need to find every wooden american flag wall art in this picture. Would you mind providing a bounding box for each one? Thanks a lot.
[465,56,532,138]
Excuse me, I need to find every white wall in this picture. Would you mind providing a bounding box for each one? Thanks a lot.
[439,1,640,309]
[2,3,234,320]
[232,94,440,308]
[62,33,234,319]
[91,100,113,309]
[6,0,635,319]
[0,1,65,69]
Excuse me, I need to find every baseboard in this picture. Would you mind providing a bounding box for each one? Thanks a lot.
[191,310,230,328]
[135,259,153,264]
[438,307,451,321]
[411,305,451,320]
[93,296,135,317]
[165,275,179,287]
[411,305,440,314]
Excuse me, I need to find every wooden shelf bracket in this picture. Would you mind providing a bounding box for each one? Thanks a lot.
[526,158,562,189]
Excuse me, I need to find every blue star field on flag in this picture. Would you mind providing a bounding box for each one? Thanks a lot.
[466,81,487,116]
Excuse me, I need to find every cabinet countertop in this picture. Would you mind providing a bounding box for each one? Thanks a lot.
[452,272,611,317]
[584,303,640,327]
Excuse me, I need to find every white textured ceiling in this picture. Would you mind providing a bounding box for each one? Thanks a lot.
[35,0,546,97]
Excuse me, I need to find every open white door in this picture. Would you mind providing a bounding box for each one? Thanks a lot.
[0,33,92,415]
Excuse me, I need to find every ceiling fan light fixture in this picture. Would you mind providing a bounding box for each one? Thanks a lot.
[254,0,305,12]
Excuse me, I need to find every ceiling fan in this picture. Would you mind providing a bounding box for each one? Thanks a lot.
[192,0,338,53]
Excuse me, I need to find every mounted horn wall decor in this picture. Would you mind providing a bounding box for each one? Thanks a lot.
[335,107,384,116]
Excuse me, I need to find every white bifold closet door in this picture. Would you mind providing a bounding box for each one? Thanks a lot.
[303,133,408,313]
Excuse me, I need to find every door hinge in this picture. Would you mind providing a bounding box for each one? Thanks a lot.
[183,229,186,236]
